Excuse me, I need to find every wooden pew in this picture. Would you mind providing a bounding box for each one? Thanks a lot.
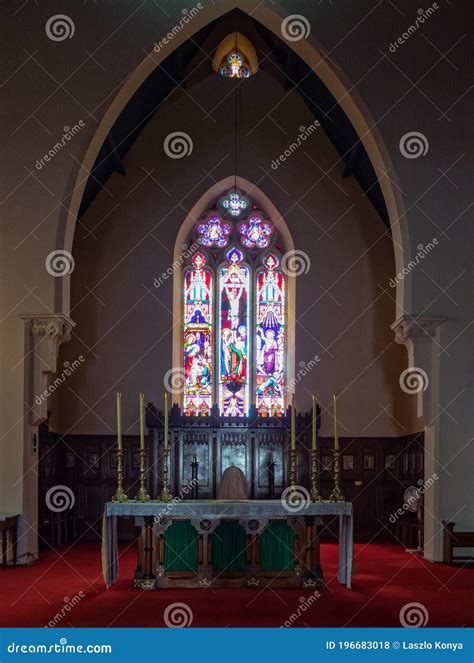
[442,521,474,564]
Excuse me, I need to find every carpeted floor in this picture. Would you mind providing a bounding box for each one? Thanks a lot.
[1,542,472,628]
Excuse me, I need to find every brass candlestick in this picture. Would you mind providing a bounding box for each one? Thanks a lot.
[310,449,322,502]
[112,447,128,502]
[289,447,297,488]
[135,447,150,501]
[329,449,345,502]
[159,447,172,502]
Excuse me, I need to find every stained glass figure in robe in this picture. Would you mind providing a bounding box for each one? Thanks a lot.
[256,254,285,416]
[183,252,213,416]
[218,248,249,417]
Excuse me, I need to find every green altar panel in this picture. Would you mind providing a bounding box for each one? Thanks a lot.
[212,521,246,572]
[164,521,199,572]
[260,521,294,571]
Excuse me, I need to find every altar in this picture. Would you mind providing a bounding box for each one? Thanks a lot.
[102,500,353,590]
[105,387,352,591]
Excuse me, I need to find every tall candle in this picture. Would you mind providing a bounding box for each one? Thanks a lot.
[139,392,145,450]
[333,393,339,451]
[164,392,169,450]
[291,394,296,450]
[312,394,317,451]
[116,392,122,450]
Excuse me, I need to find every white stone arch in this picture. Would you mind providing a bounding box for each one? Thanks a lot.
[172,175,295,408]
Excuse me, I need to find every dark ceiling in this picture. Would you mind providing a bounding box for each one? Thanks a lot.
[78,10,389,230]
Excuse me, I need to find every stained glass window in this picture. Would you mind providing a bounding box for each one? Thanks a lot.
[238,213,272,249]
[219,190,250,217]
[197,214,232,248]
[218,248,250,417]
[182,195,287,418]
[220,51,250,79]
[255,254,285,417]
[183,252,213,416]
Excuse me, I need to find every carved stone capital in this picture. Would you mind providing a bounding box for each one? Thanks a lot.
[391,315,444,345]
[20,313,75,424]
[391,315,443,422]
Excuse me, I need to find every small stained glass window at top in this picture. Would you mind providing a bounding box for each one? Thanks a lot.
[197,214,232,248]
[238,213,272,249]
[220,51,250,79]
[219,190,250,217]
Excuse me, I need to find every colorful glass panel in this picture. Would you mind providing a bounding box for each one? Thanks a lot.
[255,254,285,417]
[183,255,213,416]
[238,213,272,249]
[220,51,250,79]
[197,214,232,248]
[219,191,250,217]
[218,258,250,417]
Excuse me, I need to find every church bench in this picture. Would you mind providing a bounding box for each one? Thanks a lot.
[443,521,474,564]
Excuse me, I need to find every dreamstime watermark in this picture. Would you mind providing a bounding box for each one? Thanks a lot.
[46,250,75,277]
[281,250,311,276]
[34,121,85,170]
[285,356,321,394]
[399,367,429,394]
[153,240,202,289]
[388,4,439,53]
[163,131,193,158]
[281,591,321,627]
[154,477,201,524]
[36,356,85,405]
[7,640,111,655]
[390,238,438,287]
[389,474,438,524]
[164,367,186,392]
[271,121,320,170]
[164,602,193,627]
[45,485,75,513]
[399,131,429,159]
[45,592,86,628]
[154,4,203,52]
[281,14,310,42]
[45,14,75,41]
[281,485,310,513]
[399,602,429,627]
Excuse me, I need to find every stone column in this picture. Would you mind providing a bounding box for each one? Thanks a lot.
[18,314,75,562]
[391,315,444,561]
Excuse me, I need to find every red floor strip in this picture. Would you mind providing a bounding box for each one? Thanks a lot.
[1,542,472,627]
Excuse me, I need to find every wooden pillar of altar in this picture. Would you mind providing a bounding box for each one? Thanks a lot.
[134,516,156,590]
[302,515,323,588]
[197,520,212,587]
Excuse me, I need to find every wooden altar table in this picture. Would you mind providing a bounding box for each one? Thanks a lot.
[102,500,353,590]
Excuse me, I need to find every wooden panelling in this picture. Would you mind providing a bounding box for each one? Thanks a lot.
[38,425,424,547]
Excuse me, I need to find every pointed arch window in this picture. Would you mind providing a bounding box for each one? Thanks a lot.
[182,190,286,418]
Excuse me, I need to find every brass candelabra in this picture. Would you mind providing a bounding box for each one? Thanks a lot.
[135,447,150,501]
[159,447,173,502]
[112,447,128,502]
[289,448,297,488]
[310,449,322,502]
[329,449,345,502]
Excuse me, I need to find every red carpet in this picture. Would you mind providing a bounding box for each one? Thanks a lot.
[1,543,472,628]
